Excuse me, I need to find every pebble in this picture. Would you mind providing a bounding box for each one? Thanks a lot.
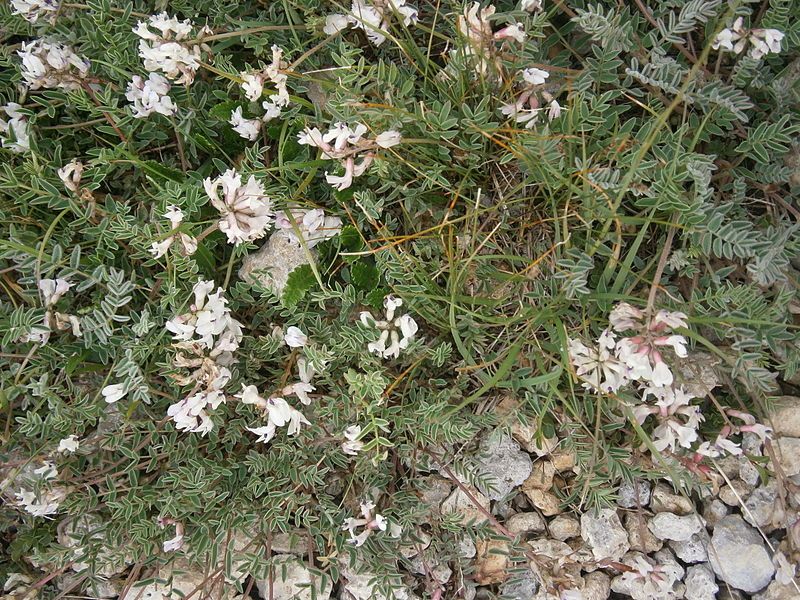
[743,479,784,530]
[650,484,695,515]
[474,539,509,584]
[499,572,539,600]
[702,498,728,526]
[523,460,556,491]
[707,514,775,593]
[581,508,630,561]
[684,564,719,600]
[339,563,409,600]
[772,437,800,477]
[475,433,533,500]
[669,530,709,563]
[440,486,491,525]
[256,556,331,600]
[528,539,573,560]
[239,231,316,296]
[648,512,704,542]
[548,515,581,541]
[624,512,662,553]
[582,571,611,600]
[719,479,753,506]
[753,581,800,600]
[767,396,800,437]
[523,488,561,516]
[738,457,761,487]
[506,511,546,535]
[616,480,652,508]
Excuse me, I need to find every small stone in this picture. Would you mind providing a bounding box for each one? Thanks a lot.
[339,563,410,600]
[528,539,572,560]
[548,515,581,541]
[506,512,546,535]
[684,564,718,600]
[719,479,752,506]
[458,535,476,559]
[616,480,651,508]
[669,530,710,563]
[409,555,452,584]
[523,488,561,516]
[650,484,695,515]
[648,512,704,542]
[739,457,761,487]
[256,556,331,600]
[475,539,509,584]
[417,476,452,511]
[581,571,611,600]
[271,530,307,554]
[767,396,800,437]
[581,508,630,561]
[624,512,662,553]
[239,231,316,296]
[754,581,800,600]
[611,551,683,600]
[441,485,490,525]
[523,461,556,491]
[702,498,728,526]
[743,479,785,530]
[676,352,720,398]
[499,572,539,600]
[707,514,775,593]
[527,435,559,457]
[475,433,533,500]
[550,450,576,473]
[772,437,800,477]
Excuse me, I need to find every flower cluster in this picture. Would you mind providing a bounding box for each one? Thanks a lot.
[342,500,401,546]
[126,73,177,118]
[18,39,90,91]
[238,386,311,444]
[164,280,243,435]
[324,0,418,46]
[231,45,291,140]
[455,3,526,77]
[158,517,185,553]
[204,169,274,245]
[500,67,562,128]
[57,159,84,193]
[149,205,198,258]
[134,13,206,85]
[0,103,31,153]
[713,18,784,61]
[297,122,401,190]
[22,278,81,344]
[360,295,418,359]
[10,0,58,23]
[14,461,67,517]
[342,424,365,455]
[275,208,343,248]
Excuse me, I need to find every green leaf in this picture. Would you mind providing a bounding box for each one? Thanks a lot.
[351,261,379,291]
[282,264,317,307]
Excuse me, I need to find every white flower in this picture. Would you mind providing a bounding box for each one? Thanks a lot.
[324,13,351,35]
[362,295,419,359]
[342,425,364,455]
[275,208,343,248]
[166,279,242,349]
[547,99,561,120]
[39,278,71,307]
[229,106,261,141]
[494,24,526,44]
[713,18,746,53]
[162,522,184,552]
[58,435,80,454]
[773,551,796,586]
[134,13,202,85]
[0,103,31,153]
[167,390,224,435]
[284,326,308,348]
[749,28,784,60]
[57,159,84,192]
[246,396,310,443]
[10,0,58,22]
[342,500,394,546]
[568,331,628,393]
[520,0,542,11]
[522,67,549,86]
[204,169,274,245]
[375,130,402,148]
[150,205,198,258]
[608,302,645,332]
[126,73,177,118]
[260,45,291,123]
[15,488,66,517]
[240,73,264,102]
[18,39,90,90]
[101,383,126,404]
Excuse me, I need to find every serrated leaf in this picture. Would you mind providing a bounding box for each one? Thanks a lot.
[282,264,316,307]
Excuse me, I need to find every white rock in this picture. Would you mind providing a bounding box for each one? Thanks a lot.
[239,231,316,296]
[767,396,800,437]
[339,563,411,600]
[441,485,490,525]
[743,479,785,530]
[523,460,556,491]
[707,515,775,593]
[753,581,800,600]
[684,564,719,600]
[771,437,800,477]
[499,571,539,599]
[702,498,728,526]
[650,484,695,515]
[719,479,753,506]
[528,538,573,560]
[648,512,704,542]
[475,432,532,500]
[256,556,331,600]
[582,571,611,600]
[121,559,240,600]
[581,508,629,561]
[624,512,662,554]
[616,480,651,508]
[668,530,709,563]
[610,551,683,600]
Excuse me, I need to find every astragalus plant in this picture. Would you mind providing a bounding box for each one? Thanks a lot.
[0,0,798,598]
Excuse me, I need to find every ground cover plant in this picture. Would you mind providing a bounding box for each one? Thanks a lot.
[1,0,799,598]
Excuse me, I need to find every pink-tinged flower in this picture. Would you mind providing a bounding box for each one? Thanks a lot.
[609,302,645,332]
[150,205,198,258]
[494,24,526,44]
[568,331,628,393]
[204,169,274,245]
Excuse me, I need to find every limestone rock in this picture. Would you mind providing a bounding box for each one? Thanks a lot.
[616,480,651,509]
[523,460,556,491]
[707,514,775,593]
[256,556,331,600]
[650,484,695,515]
[624,512,662,554]
[719,479,753,506]
[676,352,720,397]
[239,231,315,296]
[506,511,546,535]
[121,559,241,600]
[702,498,728,527]
[648,512,704,542]
[743,479,785,530]
[768,396,800,437]
[475,539,509,584]
[754,581,800,600]
[523,488,561,516]
[339,563,410,600]
[440,485,490,525]
[581,508,629,561]
[548,515,581,541]
[772,437,800,477]
[669,530,710,563]
[684,564,719,600]
[610,551,683,600]
[476,433,533,500]
[528,539,573,560]
[582,571,611,600]
[499,572,539,600]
